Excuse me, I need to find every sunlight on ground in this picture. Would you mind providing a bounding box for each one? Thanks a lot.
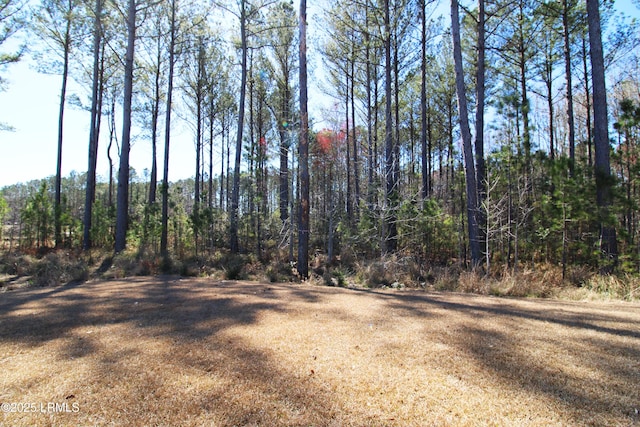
[1,278,639,426]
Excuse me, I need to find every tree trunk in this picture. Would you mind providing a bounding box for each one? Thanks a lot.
[515,2,532,169]
[383,0,397,254]
[194,41,205,256]
[351,47,359,218]
[279,86,290,223]
[520,53,531,168]
[114,0,137,253]
[82,0,101,251]
[55,5,72,248]
[586,0,617,271]
[149,33,162,205]
[365,10,374,208]
[546,54,555,160]
[161,0,177,257]
[297,0,309,278]
[248,56,255,251]
[451,0,481,267]
[345,70,352,220]
[374,62,379,186]
[209,95,215,210]
[420,0,429,201]
[393,30,400,208]
[475,0,487,254]
[427,99,433,197]
[220,112,226,209]
[226,120,231,210]
[563,0,576,176]
[230,0,248,254]
[107,92,115,208]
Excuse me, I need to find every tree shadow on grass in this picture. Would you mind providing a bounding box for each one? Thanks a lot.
[0,277,282,345]
[355,288,640,339]
[355,288,640,425]
[456,326,640,425]
[1,279,639,425]
[0,277,87,313]
[0,278,354,426]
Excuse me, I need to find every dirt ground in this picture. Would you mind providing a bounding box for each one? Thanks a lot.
[0,277,639,426]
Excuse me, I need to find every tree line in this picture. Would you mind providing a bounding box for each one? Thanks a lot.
[0,0,639,278]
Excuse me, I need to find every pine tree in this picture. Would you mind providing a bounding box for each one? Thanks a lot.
[451,0,480,266]
[297,0,309,278]
[587,0,617,271]
[114,0,138,253]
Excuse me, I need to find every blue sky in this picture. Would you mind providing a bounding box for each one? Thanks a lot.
[0,56,198,187]
[0,1,335,188]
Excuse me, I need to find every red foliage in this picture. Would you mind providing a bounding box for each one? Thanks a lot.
[316,129,335,154]
[337,129,346,144]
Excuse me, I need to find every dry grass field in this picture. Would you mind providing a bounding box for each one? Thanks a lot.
[1,277,639,426]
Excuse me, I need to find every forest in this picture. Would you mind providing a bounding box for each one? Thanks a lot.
[1,0,640,295]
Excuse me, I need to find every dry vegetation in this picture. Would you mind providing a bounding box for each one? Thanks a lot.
[1,277,639,426]
[2,250,639,302]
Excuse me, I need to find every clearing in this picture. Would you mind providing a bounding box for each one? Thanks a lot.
[0,277,639,426]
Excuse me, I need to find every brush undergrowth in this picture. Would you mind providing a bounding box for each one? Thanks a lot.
[1,249,638,301]
[0,251,89,289]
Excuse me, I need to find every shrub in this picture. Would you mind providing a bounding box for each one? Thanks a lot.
[33,251,88,286]
[323,268,347,287]
[221,254,247,280]
[584,274,640,301]
[458,270,489,294]
[0,253,36,276]
[359,260,393,287]
[432,266,461,292]
[357,255,425,288]
[265,261,295,283]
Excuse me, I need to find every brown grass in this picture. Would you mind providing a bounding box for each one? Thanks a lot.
[1,278,639,426]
